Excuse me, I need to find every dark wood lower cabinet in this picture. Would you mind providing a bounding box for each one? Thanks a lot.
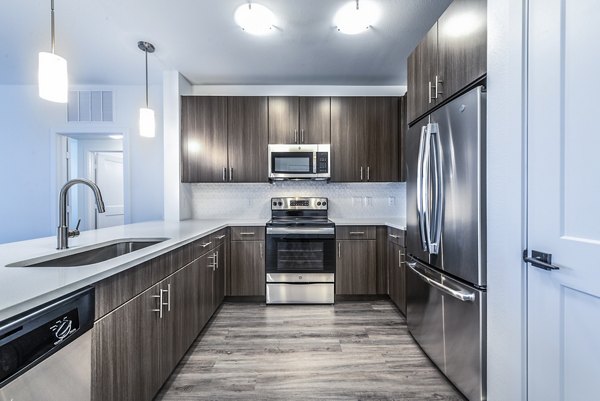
[229,240,265,296]
[336,239,376,295]
[388,242,406,315]
[92,244,224,401]
[92,283,162,401]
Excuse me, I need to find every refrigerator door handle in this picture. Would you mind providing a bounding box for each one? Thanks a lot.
[407,261,475,302]
[428,122,443,255]
[422,124,433,253]
[416,125,429,252]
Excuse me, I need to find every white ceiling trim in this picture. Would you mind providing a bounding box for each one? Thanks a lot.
[190,85,407,97]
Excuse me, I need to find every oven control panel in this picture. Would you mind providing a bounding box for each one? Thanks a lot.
[271,197,328,210]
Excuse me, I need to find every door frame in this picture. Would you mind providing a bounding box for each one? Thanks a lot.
[89,151,124,229]
[50,128,131,234]
[486,0,530,400]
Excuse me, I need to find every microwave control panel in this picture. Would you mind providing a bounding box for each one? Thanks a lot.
[316,152,329,173]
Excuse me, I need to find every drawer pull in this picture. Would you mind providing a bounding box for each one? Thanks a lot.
[349,231,365,235]
[239,232,255,236]
[200,241,212,248]
[215,235,226,240]
[389,234,400,239]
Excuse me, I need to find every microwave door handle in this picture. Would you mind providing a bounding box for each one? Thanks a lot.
[416,125,428,252]
[428,122,443,255]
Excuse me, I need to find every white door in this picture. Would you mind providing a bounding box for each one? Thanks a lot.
[94,152,124,228]
[527,1,600,400]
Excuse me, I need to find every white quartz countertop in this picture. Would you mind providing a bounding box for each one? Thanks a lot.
[0,219,268,321]
[330,217,406,231]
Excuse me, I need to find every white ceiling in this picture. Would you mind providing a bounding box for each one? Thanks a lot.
[1,0,451,86]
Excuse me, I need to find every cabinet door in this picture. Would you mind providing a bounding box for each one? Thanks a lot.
[399,95,407,182]
[181,96,228,183]
[268,96,299,144]
[198,252,214,329]
[438,0,487,101]
[336,240,376,295]
[365,97,399,182]
[299,97,331,144]
[213,243,226,308]
[376,226,389,295]
[331,97,367,182]
[228,97,268,182]
[92,284,162,401]
[230,240,265,296]
[407,24,438,124]
[387,242,406,315]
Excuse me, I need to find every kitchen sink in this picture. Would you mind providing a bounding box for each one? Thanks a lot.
[7,238,169,267]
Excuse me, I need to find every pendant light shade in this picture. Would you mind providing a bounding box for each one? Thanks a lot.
[138,41,155,138]
[38,52,68,102]
[139,107,156,138]
[39,0,68,103]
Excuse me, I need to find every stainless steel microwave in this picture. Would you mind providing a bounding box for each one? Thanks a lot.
[268,144,330,180]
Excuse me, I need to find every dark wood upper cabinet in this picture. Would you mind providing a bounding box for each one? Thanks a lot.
[227,97,268,182]
[407,24,439,125]
[407,0,487,125]
[400,95,407,182]
[268,96,331,144]
[331,97,366,182]
[268,96,299,144]
[299,97,331,144]
[366,97,399,182]
[437,0,487,101]
[331,97,401,182]
[180,96,228,183]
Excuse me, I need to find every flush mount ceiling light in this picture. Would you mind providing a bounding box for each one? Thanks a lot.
[334,0,380,35]
[39,0,68,103]
[234,3,276,35]
[138,41,155,138]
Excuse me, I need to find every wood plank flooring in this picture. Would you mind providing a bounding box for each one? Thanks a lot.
[155,300,465,401]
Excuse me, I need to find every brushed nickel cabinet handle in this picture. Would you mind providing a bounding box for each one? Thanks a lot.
[260,243,263,259]
[161,284,171,312]
[201,241,212,248]
[301,129,305,143]
[229,167,233,182]
[367,166,370,181]
[360,166,363,181]
[398,250,401,268]
[349,231,365,235]
[222,167,226,182]
[239,232,255,236]
[428,81,433,104]
[389,234,400,239]
[151,292,163,318]
[294,129,298,144]
[338,242,341,259]
[215,235,226,240]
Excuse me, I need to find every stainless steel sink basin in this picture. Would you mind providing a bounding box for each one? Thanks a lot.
[7,238,169,267]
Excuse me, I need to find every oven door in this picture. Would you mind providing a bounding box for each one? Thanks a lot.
[266,227,335,274]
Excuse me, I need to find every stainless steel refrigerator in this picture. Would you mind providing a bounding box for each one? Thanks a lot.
[406,85,486,401]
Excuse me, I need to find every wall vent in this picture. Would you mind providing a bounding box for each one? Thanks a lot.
[67,90,114,122]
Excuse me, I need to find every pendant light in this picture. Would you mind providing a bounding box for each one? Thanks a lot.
[138,41,156,138]
[334,0,379,35]
[39,0,68,103]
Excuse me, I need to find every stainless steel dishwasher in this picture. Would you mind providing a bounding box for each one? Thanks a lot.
[0,287,94,401]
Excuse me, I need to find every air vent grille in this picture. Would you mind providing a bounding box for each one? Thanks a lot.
[67,90,113,122]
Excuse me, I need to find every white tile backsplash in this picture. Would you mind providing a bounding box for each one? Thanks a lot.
[190,181,406,220]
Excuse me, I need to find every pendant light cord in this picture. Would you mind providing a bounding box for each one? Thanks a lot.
[51,0,55,53]
[145,48,149,108]
[356,0,359,10]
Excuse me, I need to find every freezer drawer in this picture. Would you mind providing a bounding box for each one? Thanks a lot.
[406,258,486,401]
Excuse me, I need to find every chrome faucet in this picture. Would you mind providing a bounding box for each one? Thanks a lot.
[57,178,106,249]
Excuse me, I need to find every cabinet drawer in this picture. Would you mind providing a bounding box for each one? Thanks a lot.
[192,235,215,258]
[231,226,265,241]
[387,227,406,246]
[211,228,229,246]
[336,226,376,240]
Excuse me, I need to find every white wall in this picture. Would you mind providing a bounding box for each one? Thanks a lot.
[189,182,405,221]
[0,84,164,244]
[487,0,528,399]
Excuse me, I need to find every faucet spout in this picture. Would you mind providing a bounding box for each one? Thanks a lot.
[57,178,106,249]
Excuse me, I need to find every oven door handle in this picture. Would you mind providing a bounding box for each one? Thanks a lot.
[266,227,335,235]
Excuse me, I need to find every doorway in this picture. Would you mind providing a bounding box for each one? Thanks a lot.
[57,133,126,231]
